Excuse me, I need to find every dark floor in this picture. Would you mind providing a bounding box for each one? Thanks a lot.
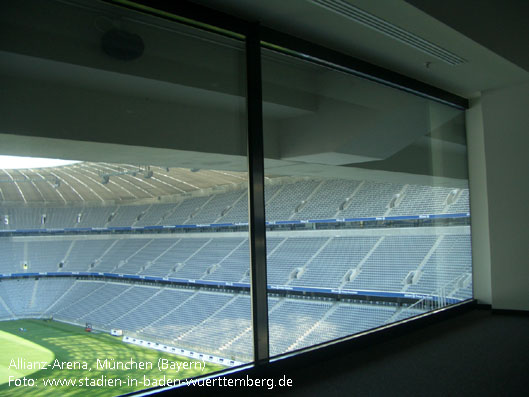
[271,308,529,397]
[153,308,529,397]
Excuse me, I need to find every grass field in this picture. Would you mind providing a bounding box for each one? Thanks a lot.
[0,319,226,396]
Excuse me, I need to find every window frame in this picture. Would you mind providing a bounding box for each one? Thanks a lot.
[85,0,472,391]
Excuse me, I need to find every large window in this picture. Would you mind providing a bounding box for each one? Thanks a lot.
[0,0,472,394]
[1,0,251,395]
[262,49,471,357]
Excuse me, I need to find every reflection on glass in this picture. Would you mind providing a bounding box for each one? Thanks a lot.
[262,49,472,357]
[0,0,250,394]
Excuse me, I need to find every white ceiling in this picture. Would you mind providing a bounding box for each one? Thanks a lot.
[189,0,529,98]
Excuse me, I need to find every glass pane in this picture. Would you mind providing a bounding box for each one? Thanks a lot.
[0,0,250,394]
[262,48,471,357]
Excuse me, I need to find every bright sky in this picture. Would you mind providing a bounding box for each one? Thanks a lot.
[0,155,81,169]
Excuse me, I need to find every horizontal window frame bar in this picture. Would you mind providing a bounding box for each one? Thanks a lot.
[102,0,248,40]
[260,27,468,110]
[107,0,469,109]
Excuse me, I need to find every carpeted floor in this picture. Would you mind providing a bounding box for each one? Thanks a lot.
[270,309,529,396]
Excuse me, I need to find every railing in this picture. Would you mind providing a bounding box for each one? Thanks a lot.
[387,274,468,323]
[0,212,470,235]
[0,271,465,306]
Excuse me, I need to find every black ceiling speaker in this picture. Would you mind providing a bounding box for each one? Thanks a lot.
[101,28,144,61]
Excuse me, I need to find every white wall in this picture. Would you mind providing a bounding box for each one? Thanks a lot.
[466,99,492,305]
[476,82,529,311]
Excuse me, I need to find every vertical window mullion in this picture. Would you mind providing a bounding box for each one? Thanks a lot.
[246,22,269,364]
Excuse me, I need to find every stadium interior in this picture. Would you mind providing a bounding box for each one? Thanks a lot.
[2,0,528,396]
[0,161,472,365]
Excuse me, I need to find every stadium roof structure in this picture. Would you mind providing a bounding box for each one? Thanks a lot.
[0,161,248,204]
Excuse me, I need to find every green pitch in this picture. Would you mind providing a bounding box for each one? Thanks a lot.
[0,319,226,396]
